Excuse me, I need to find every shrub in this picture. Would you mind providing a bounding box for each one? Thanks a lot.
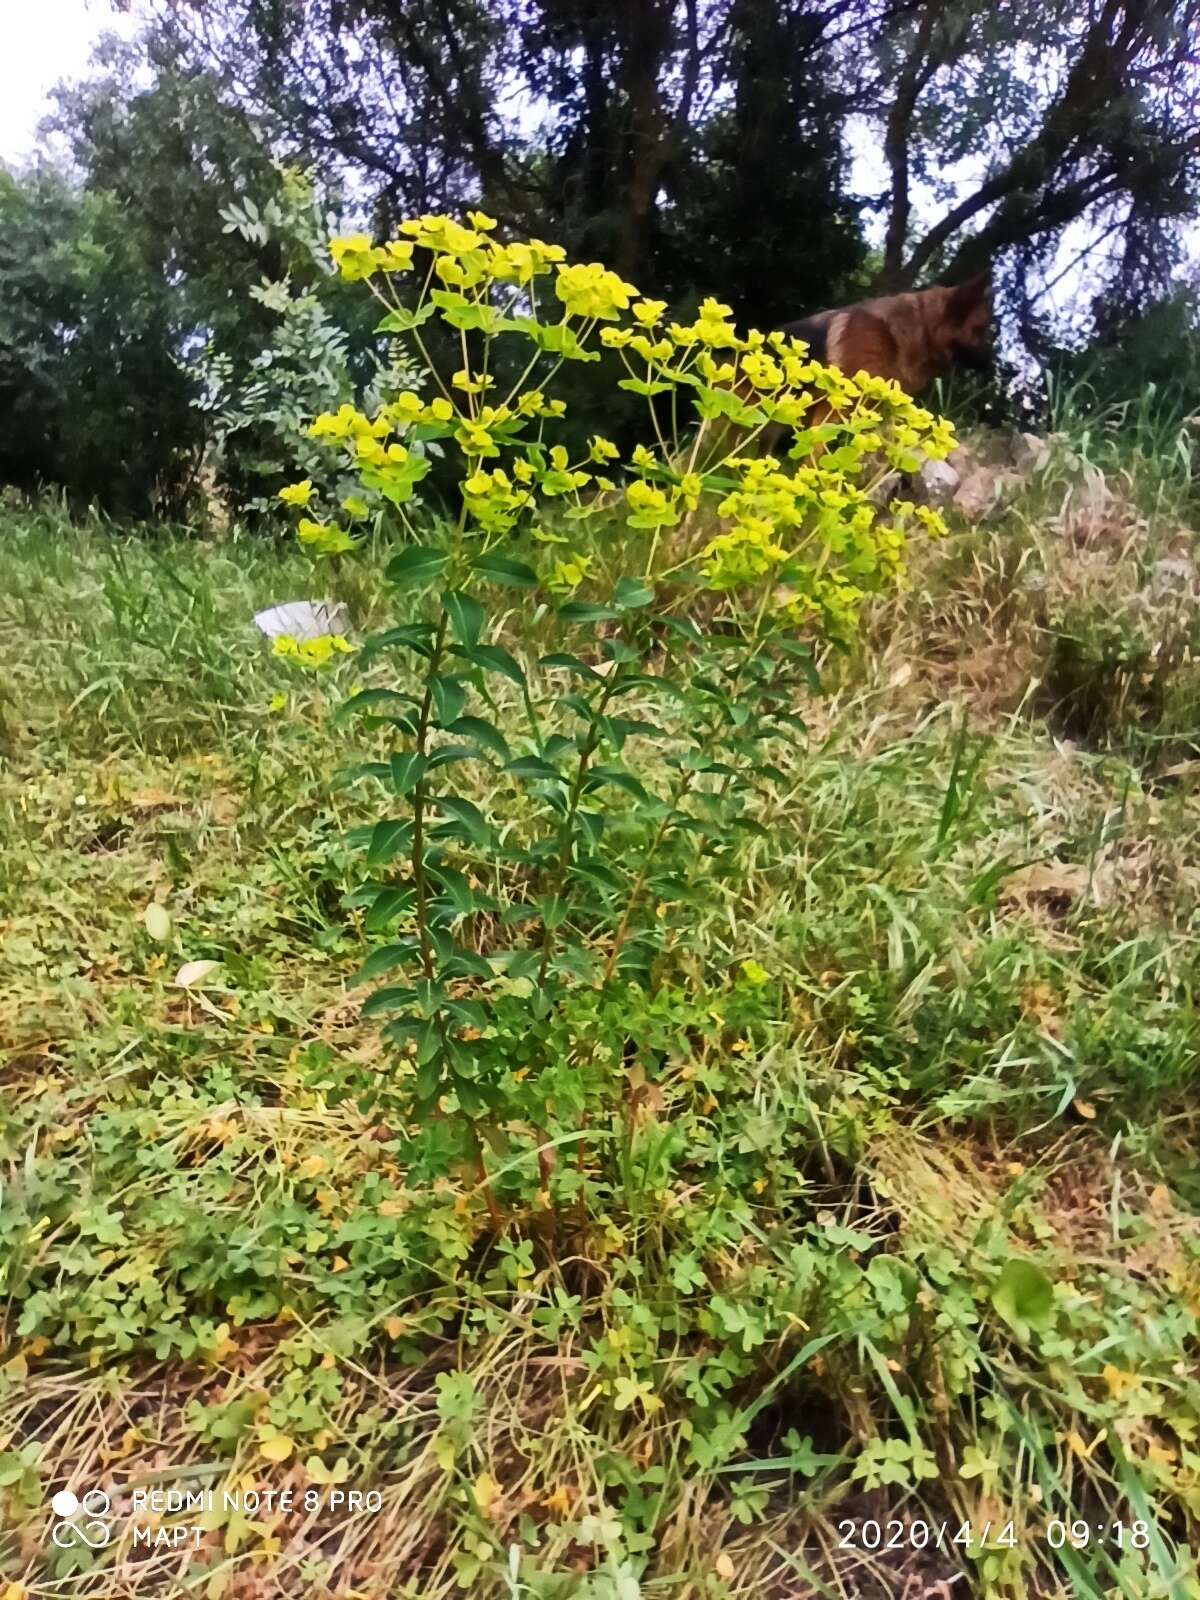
[1040,591,1200,754]
[0,166,199,517]
[276,211,956,1216]
[189,170,431,520]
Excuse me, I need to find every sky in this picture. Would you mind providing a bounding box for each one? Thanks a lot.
[0,0,139,162]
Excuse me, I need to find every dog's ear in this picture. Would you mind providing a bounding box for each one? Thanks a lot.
[947,269,992,318]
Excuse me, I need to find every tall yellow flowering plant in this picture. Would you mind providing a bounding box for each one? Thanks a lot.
[286,210,953,638]
[276,214,956,1218]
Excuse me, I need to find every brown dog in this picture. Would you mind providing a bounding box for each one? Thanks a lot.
[716,271,991,464]
[779,270,993,396]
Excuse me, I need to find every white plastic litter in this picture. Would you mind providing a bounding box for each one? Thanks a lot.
[174,960,221,989]
[252,599,350,642]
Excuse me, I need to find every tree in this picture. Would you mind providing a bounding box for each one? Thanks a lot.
[150,0,1200,337]
[29,34,401,515]
[655,0,868,326]
[0,165,198,516]
[868,0,1200,298]
[149,0,870,314]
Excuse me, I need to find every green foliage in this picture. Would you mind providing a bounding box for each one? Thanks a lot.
[277,214,954,1198]
[151,0,1200,327]
[191,170,433,517]
[4,503,1200,1594]
[1038,591,1200,757]
[0,166,198,516]
[6,39,420,520]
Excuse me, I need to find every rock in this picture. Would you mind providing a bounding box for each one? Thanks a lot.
[1011,432,1052,475]
[1149,557,1196,599]
[952,465,1018,520]
[918,457,961,503]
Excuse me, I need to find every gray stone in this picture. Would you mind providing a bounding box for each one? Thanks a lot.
[1011,432,1052,474]
[918,457,961,503]
[1150,557,1196,599]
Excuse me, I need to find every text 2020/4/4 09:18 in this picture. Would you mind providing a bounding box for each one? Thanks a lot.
[837,1519,1155,1552]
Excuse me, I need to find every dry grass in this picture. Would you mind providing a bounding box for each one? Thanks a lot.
[3,454,1200,1598]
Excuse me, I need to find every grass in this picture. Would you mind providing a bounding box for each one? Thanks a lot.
[2,454,1200,1600]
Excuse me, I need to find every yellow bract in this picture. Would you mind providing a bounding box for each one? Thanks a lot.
[555,261,638,321]
[284,214,957,649]
[273,634,355,669]
[329,235,414,281]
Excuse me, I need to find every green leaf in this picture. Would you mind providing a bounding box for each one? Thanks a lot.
[569,858,624,892]
[440,947,494,979]
[426,742,483,770]
[460,643,526,686]
[366,819,414,868]
[388,753,428,795]
[360,986,420,1017]
[612,577,655,610]
[557,600,620,623]
[537,894,570,929]
[444,715,510,762]
[444,997,488,1030]
[337,687,419,724]
[539,651,601,681]
[376,304,436,333]
[692,384,763,425]
[430,674,467,727]
[358,623,437,663]
[991,1259,1055,1339]
[543,733,578,761]
[427,865,481,916]
[413,1052,444,1103]
[430,290,504,333]
[443,590,485,650]
[472,554,538,588]
[432,795,490,846]
[489,950,542,980]
[386,546,447,588]
[358,940,421,982]
[584,766,649,801]
[617,377,673,397]
[507,756,564,783]
[659,616,703,645]
[364,888,415,932]
[508,317,597,362]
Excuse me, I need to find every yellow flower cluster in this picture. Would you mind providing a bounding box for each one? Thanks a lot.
[329,235,414,281]
[290,214,960,646]
[331,214,631,322]
[296,517,358,556]
[330,214,567,292]
[462,466,534,534]
[554,261,638,321]
[272,634,355,668]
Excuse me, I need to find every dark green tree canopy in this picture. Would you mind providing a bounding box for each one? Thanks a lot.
[3,0,1199,512]
[150,0,1200,324]
[0,164,197,517]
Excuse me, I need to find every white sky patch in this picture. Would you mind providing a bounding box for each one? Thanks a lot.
[0,0,140,163]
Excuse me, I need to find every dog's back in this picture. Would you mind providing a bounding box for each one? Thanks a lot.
[780,272,992,395]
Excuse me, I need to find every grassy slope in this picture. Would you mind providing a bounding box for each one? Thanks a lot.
[2,446,1200,1600]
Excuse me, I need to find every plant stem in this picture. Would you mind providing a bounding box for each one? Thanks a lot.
[410,608,450,980]
[536,670,622,987]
